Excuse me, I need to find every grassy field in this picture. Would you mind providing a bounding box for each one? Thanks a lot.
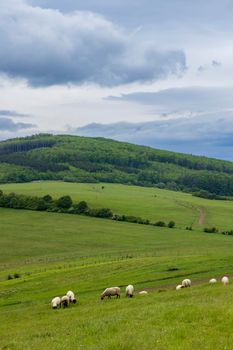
[1,181,233,230]
[1,193,233,350]
[0,201,233,350]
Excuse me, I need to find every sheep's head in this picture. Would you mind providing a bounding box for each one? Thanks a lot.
[72,299,77,304]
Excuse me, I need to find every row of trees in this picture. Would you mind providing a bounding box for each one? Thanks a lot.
[0,190,176,228]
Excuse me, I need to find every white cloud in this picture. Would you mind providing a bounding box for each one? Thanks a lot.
[0,1,185,87]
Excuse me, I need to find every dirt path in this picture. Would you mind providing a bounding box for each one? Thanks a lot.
[175,199,206,227]
[197,207,206,226]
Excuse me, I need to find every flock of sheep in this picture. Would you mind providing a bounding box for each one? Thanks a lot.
[51,276,230,309]
[51,290,77,309]
[176,276,229,290]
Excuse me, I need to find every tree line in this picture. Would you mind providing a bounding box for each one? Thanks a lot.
[0,190,175,228]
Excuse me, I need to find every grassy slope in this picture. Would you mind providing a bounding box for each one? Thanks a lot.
[1,205,233,349]
[1,181,233,230]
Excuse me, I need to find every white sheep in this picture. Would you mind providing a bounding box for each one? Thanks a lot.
[221,276,229,286]
[176,284,184,290]
[101,287,120,300]
[139,290,148,295]
[181,279,191,288]
[66,290,77,304]
[61,295,70,308]
[125,284,134,297]
[51,296,61,309]
[209,278,217,284]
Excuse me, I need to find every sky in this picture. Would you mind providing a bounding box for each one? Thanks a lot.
[1,0,233,160]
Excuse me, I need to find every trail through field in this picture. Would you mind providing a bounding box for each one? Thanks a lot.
[174,199,206,227]
[198,207,206,225]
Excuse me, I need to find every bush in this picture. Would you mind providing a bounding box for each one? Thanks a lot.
[57,195,72,209]
[14,273,20,279]
[88,208,113,218]
[154,221,166,227]
[204,227,218,233]
[186,226,193,231]
[112,214,126,221]
[7,274,13,280]
[72,201,89,214]
[222,230,233,236]
[168,221,175,228]
[43,194,53,202]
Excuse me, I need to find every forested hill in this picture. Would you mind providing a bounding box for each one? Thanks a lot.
[1,134,233,196]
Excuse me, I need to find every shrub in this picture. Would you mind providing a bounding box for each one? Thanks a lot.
[154,221,166,227]
[14,273,20,279]
[204,227,218,233]
[168,221,175,228]
[222,230,233,235]
[43,195,53,202]
[73,201,89,214]
[186,226,193,231]
[7,274,13,280]
[57,195,72,209]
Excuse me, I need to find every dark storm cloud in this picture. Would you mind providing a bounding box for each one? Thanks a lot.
[0,110,29,118]
[74,112,233,161]
[0,1,186,87]
[107,87,233,114]
[0,117,36,131]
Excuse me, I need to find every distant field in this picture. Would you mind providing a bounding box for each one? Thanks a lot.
[1,183,233,349]
[1,181,233,230]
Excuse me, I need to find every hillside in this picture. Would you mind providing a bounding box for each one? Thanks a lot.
[2,181,233,231]
[1,134,233,196]
[1,206,233,349]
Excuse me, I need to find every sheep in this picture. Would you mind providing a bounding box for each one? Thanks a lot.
[61,295,70,308]
[176,284,184,290]
[221,276,229,286]
[66,290,77,304]
[139,290,148,295]
[51,297,61,309]
[101,287,120,300]
[125,284,134,298]
[181,279,191,288]
[209,278,217,284]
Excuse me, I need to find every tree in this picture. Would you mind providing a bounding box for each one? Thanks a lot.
[57,195,72,209]
[168,221,175,228]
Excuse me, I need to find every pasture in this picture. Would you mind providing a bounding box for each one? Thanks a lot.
[1,181,233,230]
[1,183,233,349]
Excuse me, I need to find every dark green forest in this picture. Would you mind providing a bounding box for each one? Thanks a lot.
[1,134,233,196]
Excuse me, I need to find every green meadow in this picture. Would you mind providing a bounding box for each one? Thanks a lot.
[1,181,233,230]
[1,182,233,349]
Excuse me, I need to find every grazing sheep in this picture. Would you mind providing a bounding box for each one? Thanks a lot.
[176,284,184,290]
[221,276,229,286]
[51,297,61,309]
[61,295,69,308]
[125,285,134,297]
[66,290,77,304]
[181,279,191,288]
[139,290,148,295]
[101,287,120,300]
[209,278,217,284]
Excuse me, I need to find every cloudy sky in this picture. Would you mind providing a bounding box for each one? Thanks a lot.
[1,1,233,160]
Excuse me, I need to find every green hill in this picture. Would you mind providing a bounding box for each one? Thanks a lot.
[1,181,233,231]
[1,134,233,196]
